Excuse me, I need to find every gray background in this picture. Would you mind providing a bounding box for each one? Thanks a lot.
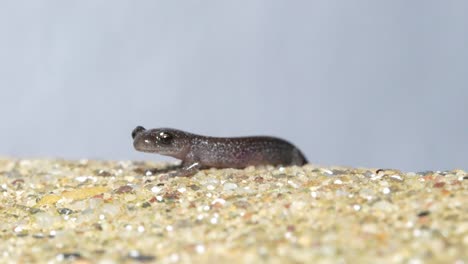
[1,1,467,171]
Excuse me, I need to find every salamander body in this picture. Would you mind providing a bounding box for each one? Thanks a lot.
[132,126,307,176]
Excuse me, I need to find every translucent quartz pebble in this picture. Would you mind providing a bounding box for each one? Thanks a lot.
[223,182,238,191]
[359,188,376,200]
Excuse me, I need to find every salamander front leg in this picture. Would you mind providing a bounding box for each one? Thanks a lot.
[168,162,201,177]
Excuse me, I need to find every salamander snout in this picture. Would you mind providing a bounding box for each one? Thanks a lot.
[132,127,191,159]
[132,126,146,139]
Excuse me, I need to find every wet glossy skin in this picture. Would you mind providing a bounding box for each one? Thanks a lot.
[132,126,308,176]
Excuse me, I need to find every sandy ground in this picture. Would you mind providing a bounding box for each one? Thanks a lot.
[0,159,466,263]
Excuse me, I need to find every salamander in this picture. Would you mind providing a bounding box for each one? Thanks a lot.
[132,126,308,177]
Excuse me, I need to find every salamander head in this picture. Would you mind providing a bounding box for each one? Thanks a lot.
[132,126,191,159]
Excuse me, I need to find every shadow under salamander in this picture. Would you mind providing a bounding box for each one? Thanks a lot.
[133,163,182,176]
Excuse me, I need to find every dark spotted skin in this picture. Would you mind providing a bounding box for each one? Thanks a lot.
[132,126,308,177]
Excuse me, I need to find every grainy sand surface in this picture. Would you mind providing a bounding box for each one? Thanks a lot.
[0,159,466,263]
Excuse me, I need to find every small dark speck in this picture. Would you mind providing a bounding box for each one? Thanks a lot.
[94,249,106,255]
[128,251,156,262]
[57,208,73,215]
[141,202,151,208]
[133,168,146,174]
[95,169,112,177]
[11,179,25,185]
[114,185,134,194]
[164,191,180,200]
[32,233,45,239]
[29,208,43,214]
[273,173,289,179]
[417,211,430,217]
[58,252,82,260]
[332,170,347,175]
[189,184,200,191]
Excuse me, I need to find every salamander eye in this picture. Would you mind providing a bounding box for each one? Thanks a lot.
[158,132,173,144]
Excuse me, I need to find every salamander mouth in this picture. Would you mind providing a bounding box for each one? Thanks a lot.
[133,136,155,153]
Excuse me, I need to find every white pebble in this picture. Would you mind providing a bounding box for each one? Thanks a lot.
[195,244,205,254]
[223,183,238,191]
[333,179,343,185]
[151,186,162,194]
[211,198,226,205]
[382,187,391,194]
